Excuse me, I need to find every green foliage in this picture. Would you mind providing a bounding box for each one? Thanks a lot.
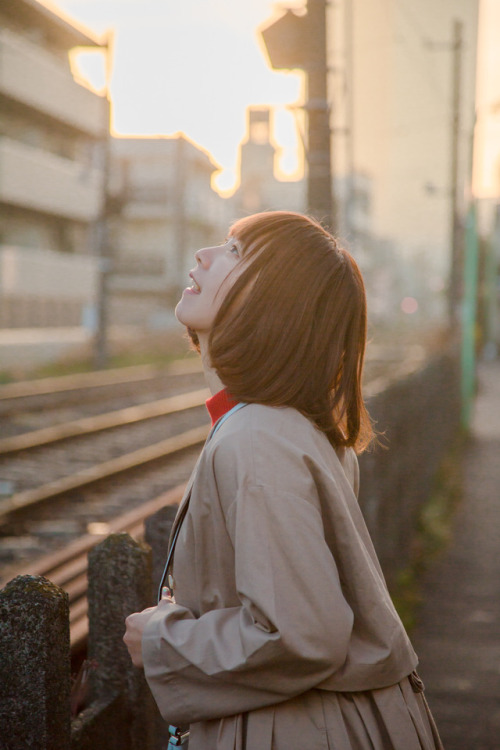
[391,436,464,632]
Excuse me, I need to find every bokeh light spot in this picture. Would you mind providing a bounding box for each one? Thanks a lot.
[401,297,419,314]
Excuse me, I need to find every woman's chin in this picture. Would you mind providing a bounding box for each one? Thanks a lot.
[174,299,187,325]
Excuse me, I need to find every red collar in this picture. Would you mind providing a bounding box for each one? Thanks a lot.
[205,388,239,426]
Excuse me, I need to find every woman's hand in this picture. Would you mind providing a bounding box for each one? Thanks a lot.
[123,606,158,667]
[123,592,175,667]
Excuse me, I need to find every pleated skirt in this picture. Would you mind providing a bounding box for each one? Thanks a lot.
[188,673,443,750]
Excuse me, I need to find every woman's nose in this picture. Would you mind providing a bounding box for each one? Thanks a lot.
[194,245,219,267]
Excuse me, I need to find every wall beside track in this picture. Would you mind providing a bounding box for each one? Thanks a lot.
[359,349,461,585]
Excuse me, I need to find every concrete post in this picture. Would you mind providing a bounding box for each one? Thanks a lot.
[0,575,71,750]
[306,0,334,228]
[87,533,157,750]
[143,505,179,748]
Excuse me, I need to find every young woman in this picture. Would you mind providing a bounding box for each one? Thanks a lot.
[124,211,442,750]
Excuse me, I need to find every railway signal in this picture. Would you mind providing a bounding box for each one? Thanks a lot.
[260,0,335,228]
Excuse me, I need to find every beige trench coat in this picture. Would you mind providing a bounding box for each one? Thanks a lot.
[142,404,442,749]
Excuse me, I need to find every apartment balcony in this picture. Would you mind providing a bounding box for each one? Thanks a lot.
[0,245,98,328]
[110,253,168,295]
[0,28,107,137]
[0,245,98,299]
[113,254,165,276]
[123,202,172,220]
[109,275,169,294]
[0,137,104,222]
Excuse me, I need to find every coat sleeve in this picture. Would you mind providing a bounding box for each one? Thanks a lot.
[142,467,354,725]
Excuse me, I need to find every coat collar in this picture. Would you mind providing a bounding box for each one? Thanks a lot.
[205,388,239,426]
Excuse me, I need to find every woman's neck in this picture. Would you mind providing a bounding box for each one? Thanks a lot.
[199,335,225,396]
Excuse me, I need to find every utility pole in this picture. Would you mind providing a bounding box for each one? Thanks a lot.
[173,138,188,301]
[94,36,113,370]
[448,19,463,332]
[260,0,335,229]
[94,129,111,370]
[305,0,334,227]
[344,0,355,239]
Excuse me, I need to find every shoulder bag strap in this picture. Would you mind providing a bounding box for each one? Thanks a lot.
[157,402,248,602]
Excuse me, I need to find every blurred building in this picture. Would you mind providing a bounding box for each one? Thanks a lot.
[234,107,305,216]
[473,0,500,357]
[0,0,109,329]
[109,135,231,327]
[233,105,373,254]
[334,0,479,280]
[473,0,500,212]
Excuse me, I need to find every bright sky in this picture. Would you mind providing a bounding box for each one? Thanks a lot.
[43,0,306,194]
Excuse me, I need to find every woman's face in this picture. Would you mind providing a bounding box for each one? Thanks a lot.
[175,237,244,335]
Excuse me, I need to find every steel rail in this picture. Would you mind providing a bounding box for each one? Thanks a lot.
[0,387,209,455]
[0,358,202,402]
[0,424,208,522]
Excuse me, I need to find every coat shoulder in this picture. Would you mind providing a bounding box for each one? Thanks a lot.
[214,402,322,445]
[207,403,359,498]
[209,403,325,464]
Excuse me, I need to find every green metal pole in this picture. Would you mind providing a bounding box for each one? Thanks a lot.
[482,233,497,359]
[461,202,479,430]
[483,207,500,359]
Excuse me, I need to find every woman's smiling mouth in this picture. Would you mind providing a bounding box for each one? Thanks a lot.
[188,274,201,293]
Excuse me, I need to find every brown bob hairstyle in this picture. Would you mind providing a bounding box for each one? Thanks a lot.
[191,211,374,453]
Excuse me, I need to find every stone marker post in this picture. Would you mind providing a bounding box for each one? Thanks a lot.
[86,532,157,750]
[0,575,71,750]
[144,504,179,748]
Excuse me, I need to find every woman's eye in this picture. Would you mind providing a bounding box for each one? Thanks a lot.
[229,244,240,257]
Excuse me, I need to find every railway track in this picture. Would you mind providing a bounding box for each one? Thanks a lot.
[0,483,186,651]
[0,357,207,509]
[0,375,211,527]
[0,357,203,420]
[0,388,209,455]
[0,421,208,522]
[0,365,211,653]
[0,361,211,617]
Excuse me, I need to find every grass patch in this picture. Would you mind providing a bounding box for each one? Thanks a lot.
[29,348,188,380]
[0,329,196,384]
[391,434,465,631]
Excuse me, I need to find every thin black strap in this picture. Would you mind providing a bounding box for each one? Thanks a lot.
[157,402,248,603]
[157,496,191,602]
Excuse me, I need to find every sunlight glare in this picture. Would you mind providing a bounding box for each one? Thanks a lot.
[45,0,305,196]
[69,48,108,94]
